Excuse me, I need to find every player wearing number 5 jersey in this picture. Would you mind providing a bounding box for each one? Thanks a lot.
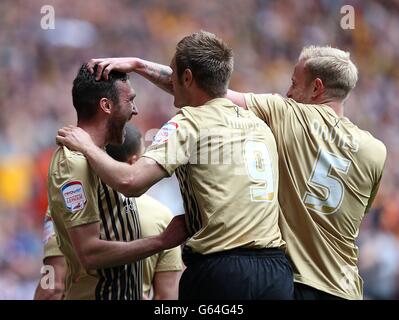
[228,46,387,299]
[56,31,293,300]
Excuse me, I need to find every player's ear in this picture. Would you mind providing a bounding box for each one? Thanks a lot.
[312,78,324,97]
[183,68,193,88]
[99,98,112,115]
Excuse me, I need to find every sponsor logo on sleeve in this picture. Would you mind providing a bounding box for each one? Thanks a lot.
[61,181,87,213]
[152,121,179,145]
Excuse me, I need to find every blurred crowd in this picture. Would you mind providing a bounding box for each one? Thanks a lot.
[0,0,398,299]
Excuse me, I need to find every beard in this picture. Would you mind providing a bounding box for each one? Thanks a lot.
[106,114,127,146]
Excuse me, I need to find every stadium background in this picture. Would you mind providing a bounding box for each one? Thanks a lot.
[0,0,398,299]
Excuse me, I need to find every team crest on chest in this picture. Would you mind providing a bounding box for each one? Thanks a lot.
[61,181,87,213]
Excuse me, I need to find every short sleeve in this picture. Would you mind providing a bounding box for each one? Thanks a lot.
[366,144,387,214]
[49,152,100,229]
[244,93,289,128]
[155,246,183,272]
[143,110,198,176]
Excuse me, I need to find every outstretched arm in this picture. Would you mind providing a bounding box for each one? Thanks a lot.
[56,126,167,197]
[87,57,173,95]
[87,58,250,110]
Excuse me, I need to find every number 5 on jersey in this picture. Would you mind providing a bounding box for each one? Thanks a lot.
[303,149,351,215]
[244,140,275,202]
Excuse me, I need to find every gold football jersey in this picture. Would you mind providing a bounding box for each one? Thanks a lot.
[144,98,285,255]
[245,93,386,299]
[48,146,142,300]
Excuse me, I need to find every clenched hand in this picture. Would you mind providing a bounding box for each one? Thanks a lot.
[160,215,189,250]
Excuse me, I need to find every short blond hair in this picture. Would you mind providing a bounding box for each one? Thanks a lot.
[299,46,358,100]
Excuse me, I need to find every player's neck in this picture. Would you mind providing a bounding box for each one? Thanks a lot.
[325,101,344,117]
[77,120,107,148]
[189,88,218,107]
[317,98,344,117]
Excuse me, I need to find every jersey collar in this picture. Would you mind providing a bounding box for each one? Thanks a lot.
[204,97,236,108]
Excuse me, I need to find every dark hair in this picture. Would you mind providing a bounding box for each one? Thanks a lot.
[106,124,143,162]
[72,64,128,121]
[175,30,233,97]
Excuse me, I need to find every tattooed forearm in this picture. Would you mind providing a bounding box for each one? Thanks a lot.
[135,59,174,95]
[144,64,174,93]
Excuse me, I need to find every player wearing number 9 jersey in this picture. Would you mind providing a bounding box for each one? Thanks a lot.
[228,46,387,299]
[145,99,284,255]
[57,31,293,300]
[145,97,292,300]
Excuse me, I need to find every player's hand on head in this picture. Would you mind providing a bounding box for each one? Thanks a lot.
[56,126,93,153]
[161,214,189,250]
[87,58,136,81]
